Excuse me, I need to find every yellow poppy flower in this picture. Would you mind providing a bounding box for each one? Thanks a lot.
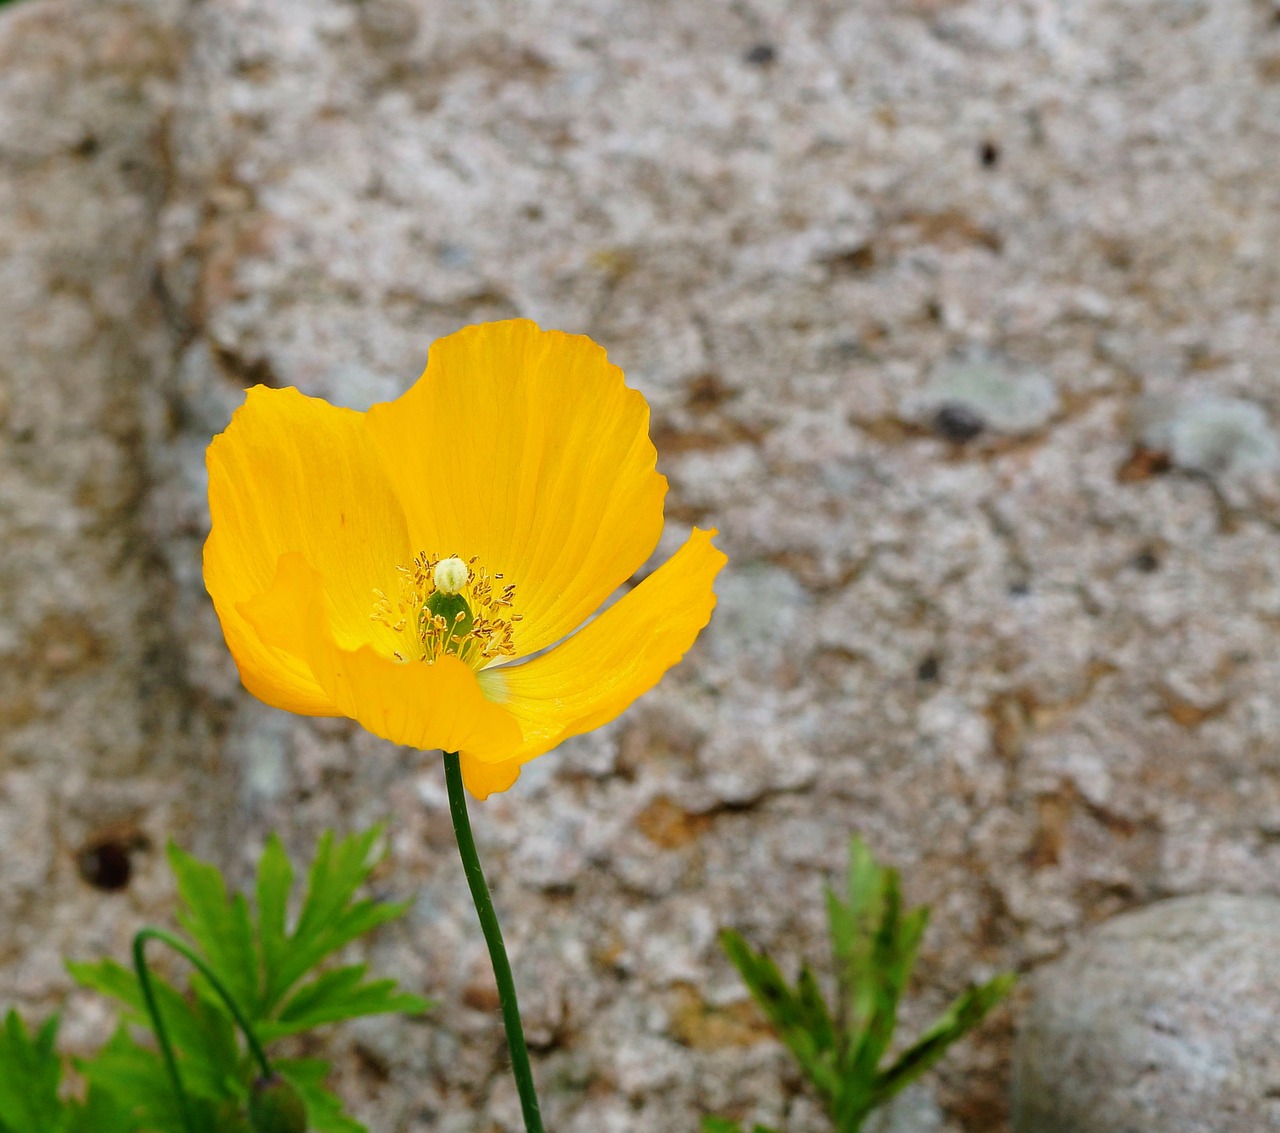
[204,320,726,798]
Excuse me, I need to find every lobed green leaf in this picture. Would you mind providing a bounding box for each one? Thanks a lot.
[258,966,430,1041]
[723,836,1016,1133]
[0,1010,63,1133]
[62,827,426,1132]
[719,929,840,1103]
[700,1118,782,1133]
[872,972,1016,1107]
[62,1083,144,1133]
[169,843,260,1018]
[259,828,408,1012]
[69,959,243,1102]
[275,1059,366,1133]
[255,834,293,1012]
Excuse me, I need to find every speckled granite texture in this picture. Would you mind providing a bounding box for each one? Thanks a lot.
[3,1,1280,1130]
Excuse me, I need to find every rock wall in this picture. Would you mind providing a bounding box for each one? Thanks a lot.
[3,1,1280,1130]
[0,0,207,1018]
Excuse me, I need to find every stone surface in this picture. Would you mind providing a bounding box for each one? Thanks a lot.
[1012,895,1280,1133]
[3,0,1280,1131]
[0,0,217,1014]
[904,353,1059,436]
[1141,394,1280,481]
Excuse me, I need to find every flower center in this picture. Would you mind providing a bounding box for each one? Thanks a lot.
[371,552,521,668]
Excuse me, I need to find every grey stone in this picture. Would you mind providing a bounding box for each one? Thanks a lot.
[866,1085,946,1133]
[1013,895,1280,1133]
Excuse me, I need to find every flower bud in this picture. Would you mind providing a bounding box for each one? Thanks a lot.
[248,1074,307,1133]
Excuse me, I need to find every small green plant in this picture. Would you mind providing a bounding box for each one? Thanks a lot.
[0,827,429,1133]
[0,1010,138,1133]
[704,838,1014,1133]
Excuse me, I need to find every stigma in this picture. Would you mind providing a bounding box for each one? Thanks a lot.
[372,552,522,669]
[433,556,469,595]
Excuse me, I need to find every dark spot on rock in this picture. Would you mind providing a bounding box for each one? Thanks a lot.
[924,297,944,323]
[635,796,711,848]
[77,838,134,891]
[462,980,501,1013]
[933,402,985,443]
[1117,445,1172,482]
[830,337,866,360]
[72,134,100,158]
[901,208,1003,253]
[685,372,736,414]
[1008,580,1031,597]
[979,139,1000,168]
[213,345,280,388]
[1132,547,1160,573]
[1257,54,1280,83]
[824,243,877,275]
[354,1043,392,1083]
[917,654,940,681]
[744,43,777,66]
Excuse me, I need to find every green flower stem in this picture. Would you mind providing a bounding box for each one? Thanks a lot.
[443,750,545,1133]
[133,926,274,1132]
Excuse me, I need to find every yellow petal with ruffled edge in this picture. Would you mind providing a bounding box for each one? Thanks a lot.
[242,553,521,755]
[364,320,668,659]
[205,387,413,714]
[459,754,524,800]
[458,529,725,798]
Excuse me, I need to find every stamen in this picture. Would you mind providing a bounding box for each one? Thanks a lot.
[371,551,520,668]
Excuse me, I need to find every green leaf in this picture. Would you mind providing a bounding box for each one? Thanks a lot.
[275,1059,366,1133]
[63,1084,143,1133]
[718,929,840,1103]
[0,1010,64,1133]
[795,965,837,1055]
[722,836,1015,1133]
[69,959,242,1102]
[170,843,260,1018]
[255,834,293,1009]
[67,959,144,1013]
[847,873,929,1083]
[872,972,1016,1107]
[257,966,430,1041]
[67,828,425,1133]
[79,1028,192,1132]
[827,836,888,1044]
[260,828,409,1012]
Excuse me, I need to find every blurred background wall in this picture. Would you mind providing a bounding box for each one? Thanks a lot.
[2,0,1280,1129]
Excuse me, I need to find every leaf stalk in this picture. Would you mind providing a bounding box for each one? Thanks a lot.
[132,926,274,1132]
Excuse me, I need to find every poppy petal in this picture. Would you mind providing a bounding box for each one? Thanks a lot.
[243,553,522,755]
[459,754,524,800]
[205,386,414,712]
[465,529,725,774]
[364,320,668,658]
